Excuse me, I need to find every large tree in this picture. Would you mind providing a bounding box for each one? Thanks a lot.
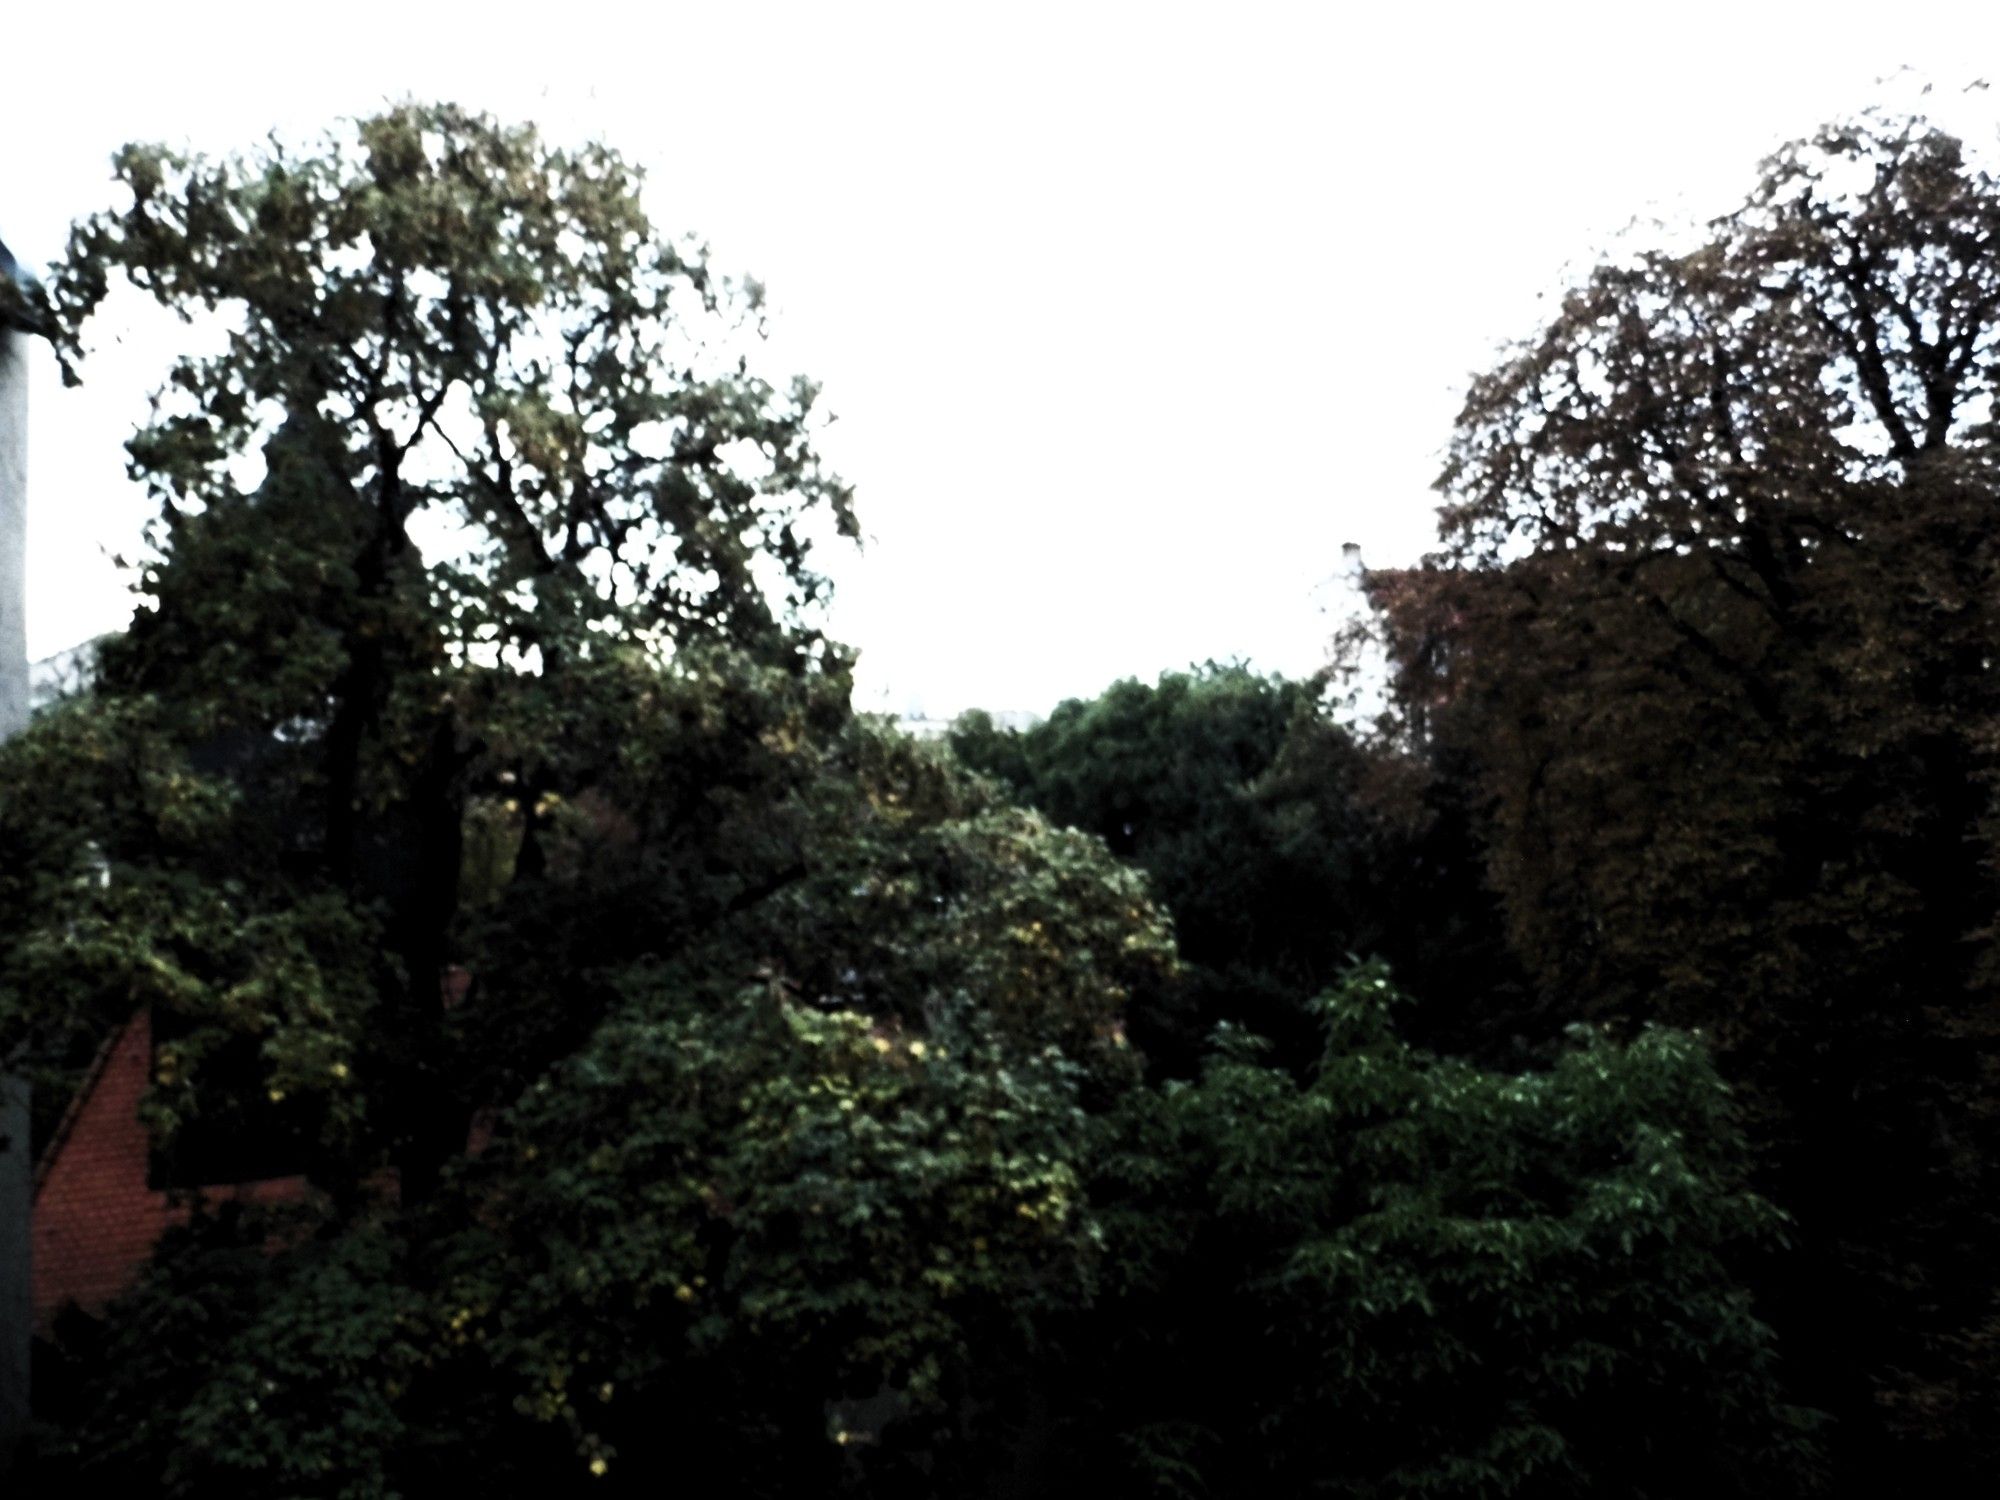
[1363,111,2000,1488]
[16,102,857,1192]
[0,104,1183,1486]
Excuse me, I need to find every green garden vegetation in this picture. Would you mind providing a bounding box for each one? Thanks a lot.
[6,101,1993,1495]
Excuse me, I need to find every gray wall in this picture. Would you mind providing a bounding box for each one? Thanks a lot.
[0,328,24,739]
[0,326,31,1471]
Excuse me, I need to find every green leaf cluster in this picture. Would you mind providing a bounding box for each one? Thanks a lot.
[1084,966,1820,1497]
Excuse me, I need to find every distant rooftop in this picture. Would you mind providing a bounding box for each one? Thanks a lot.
[30,639,99,712]
[894,707,1041,741]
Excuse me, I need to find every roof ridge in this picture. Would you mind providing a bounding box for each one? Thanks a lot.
[32,1010,142,1200]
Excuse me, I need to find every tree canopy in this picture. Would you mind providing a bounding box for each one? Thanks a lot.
[1360,110,2000,1489]
[950,665,1527,1070]
[1,104,1822,1494]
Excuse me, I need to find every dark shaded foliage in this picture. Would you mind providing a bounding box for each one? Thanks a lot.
[950,666,1530,1071]
[1360,111,2000,1490]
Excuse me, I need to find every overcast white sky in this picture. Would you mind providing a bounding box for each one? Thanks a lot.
[5,3,2000,716]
